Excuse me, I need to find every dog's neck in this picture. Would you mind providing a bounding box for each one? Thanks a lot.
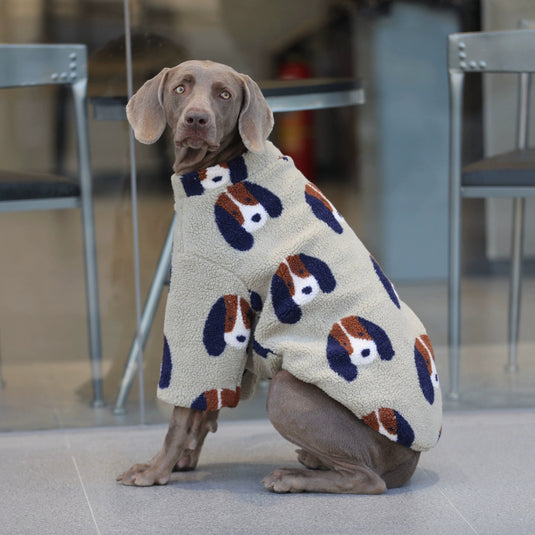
[173,130,246,176]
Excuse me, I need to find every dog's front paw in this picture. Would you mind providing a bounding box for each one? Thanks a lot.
[116,462,171,487]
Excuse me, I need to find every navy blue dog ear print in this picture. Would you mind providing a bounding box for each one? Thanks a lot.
[299,253,336,293]
[414,334,439,404]
[214,201,254,251]
[326,315,395,382]
[305,183,344,234]
[370,255,400,309]
[270,271,302,324]
[203,295,252,356]
[249,290,263,313]
[158,335,172,389]
[271,254,336,324]
[214,181,282,251]
[363,408,415,448]
[242,181,283,218]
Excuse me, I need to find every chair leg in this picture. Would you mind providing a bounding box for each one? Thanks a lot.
[0,333,4,389]
[81,203,104,408]
[112,214,175,415]
[507,197,525,372]
[72,79,104,408]
[448,198,462,401]
[447,71,464,401]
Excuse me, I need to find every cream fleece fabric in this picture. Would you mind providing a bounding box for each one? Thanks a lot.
[158,141,442,452]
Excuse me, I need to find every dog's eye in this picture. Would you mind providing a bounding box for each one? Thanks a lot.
[220,90,231,100]
[175,85,185,95]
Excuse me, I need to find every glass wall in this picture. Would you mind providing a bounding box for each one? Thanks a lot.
[0,0,367,430]
[6,0,531,432]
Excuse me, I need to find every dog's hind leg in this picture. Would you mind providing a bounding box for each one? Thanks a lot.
[262,465,386,494]
[264,370,419,494]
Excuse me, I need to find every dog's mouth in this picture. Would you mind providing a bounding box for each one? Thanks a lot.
[176,137,219,152]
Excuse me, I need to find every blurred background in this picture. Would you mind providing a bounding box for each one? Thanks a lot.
[1,0,535,431]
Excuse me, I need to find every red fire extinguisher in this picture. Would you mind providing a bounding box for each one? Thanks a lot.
[277,58,315,181]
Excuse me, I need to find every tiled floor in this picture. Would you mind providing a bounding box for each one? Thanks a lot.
[1,411,534,534]
[1,183,535,533]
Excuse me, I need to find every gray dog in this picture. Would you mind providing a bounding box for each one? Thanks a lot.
[117,60,442,494]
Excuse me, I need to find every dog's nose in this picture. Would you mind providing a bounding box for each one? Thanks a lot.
[185,110,210,128]
[236,335,246,343]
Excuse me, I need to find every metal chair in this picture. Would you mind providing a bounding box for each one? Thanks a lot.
[0,44,104,407]
[448,29,535,399]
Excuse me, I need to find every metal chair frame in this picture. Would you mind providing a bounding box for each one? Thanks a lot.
[448,29,535,399]
[0,44,103,407]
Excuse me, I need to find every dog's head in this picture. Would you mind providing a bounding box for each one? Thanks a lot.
[126,60,274,173]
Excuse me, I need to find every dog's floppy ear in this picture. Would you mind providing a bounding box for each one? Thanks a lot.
[238,74,274,153]
[126,68,170,144]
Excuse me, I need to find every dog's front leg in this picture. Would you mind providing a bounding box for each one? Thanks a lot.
[117,407,218,486]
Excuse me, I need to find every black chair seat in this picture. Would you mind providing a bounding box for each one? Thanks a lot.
[0,169,80,201]
[462,148,535,187]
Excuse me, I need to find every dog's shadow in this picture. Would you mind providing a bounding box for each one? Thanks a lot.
[165,462,440,501]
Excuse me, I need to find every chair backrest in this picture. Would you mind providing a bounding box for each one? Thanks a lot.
[448,29,535,74]
[0,44,87,89]
[449,28,535,152]
[0,44,91,211]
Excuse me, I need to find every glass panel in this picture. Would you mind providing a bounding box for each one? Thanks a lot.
[3,0,530,432]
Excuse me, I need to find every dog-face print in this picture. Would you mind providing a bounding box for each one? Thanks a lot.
[215,181,283,251]
[203,295,252,357]
[414,334,439,404]
[370,255,400,309]
[198,163,232,189]
[362,408,415,448]
[180,155,248,196]
[271,253,336,324]
[326,316,395,381]
[305,183,344,234]
[191,386,241,411]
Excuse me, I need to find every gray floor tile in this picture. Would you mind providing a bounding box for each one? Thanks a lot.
[1,413,533,534]
[0,431,99,535]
